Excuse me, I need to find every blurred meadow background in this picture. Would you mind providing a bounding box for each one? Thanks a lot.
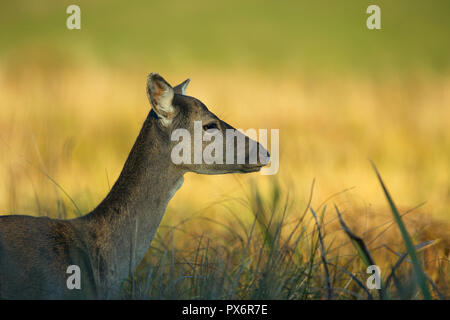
[0,0,449,299]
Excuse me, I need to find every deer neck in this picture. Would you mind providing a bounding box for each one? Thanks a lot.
[77,113,184,288]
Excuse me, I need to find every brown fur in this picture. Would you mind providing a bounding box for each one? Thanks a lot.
[0,73,268,299]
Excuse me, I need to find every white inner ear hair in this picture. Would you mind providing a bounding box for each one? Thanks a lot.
[157,88,174,114]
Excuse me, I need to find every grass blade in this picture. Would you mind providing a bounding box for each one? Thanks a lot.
[371,161,432,300]
[310,206,332,300]
[334,204,384,299]
[384,240,443,300]
[335,205,376,268]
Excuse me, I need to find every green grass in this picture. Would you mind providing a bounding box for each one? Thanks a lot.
[120,170,447,300]
[371,162,431,299]
[1,0,449,74]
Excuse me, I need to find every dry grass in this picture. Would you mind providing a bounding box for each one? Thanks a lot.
[0,63,448,298]
[1,64,449,218]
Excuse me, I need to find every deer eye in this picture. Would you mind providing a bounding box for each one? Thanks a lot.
[203,122,219,131]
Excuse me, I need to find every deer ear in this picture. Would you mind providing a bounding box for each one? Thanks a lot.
[146,73,175,125]
[173,78,190,95]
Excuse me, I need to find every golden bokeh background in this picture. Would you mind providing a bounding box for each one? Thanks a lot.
[0,1,449,237]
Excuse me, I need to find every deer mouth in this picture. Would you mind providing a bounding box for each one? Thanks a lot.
[240,164,264,173]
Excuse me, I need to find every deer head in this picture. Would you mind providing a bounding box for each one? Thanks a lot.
[146,73,270,175]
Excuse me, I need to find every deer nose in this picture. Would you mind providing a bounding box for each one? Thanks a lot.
[264,150,271,164]
[258,148,270,165]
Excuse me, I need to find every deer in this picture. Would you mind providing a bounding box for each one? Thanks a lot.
[0,73,270,299]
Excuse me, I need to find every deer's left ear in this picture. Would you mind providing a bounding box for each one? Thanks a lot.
[146,73,175,126]
[173,78,190,95]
